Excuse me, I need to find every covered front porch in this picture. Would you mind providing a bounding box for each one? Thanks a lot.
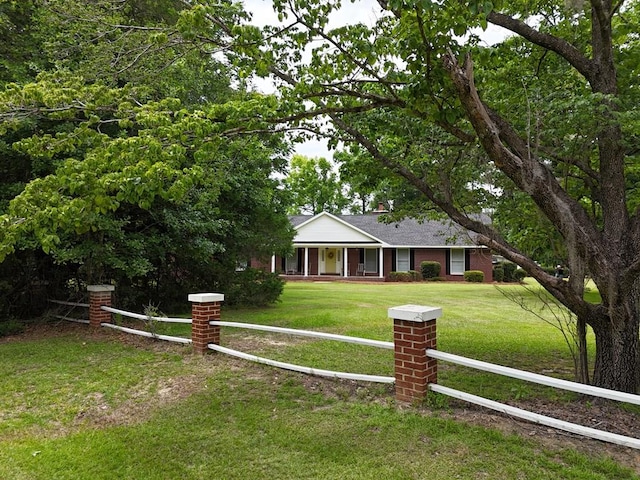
[270,245,387,280]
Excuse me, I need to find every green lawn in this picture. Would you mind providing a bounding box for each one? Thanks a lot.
[1,280,638,479]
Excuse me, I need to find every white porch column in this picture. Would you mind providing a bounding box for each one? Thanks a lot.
[271,255,276,273]
[343,247,348,277]
[379,247,385,278]
[304,247,309,277]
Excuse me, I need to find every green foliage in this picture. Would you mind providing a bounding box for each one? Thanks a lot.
[420,260,441,279]
[0,318,24,337]
[492,264,504,282]
[513,268,527,282]
[463,270,484,282]
[221,268,285,307]
[284,154,350,215]
[501,262,518,283]
[388,270,421,282]
[0,3,294,313]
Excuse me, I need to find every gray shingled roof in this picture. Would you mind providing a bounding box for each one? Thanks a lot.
[290,213,485,247]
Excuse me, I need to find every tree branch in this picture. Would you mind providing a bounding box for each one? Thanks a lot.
[486,11,595,83]
[442,50,610,278]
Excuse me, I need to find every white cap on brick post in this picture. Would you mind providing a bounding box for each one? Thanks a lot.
[388,304,442,322]
[188,293,225,303]
[87,285,115,293]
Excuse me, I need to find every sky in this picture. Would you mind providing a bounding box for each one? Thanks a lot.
[242,0,510,160]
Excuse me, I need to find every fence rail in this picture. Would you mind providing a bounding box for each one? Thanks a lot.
[427,349,640,406]
[48,299,90,308]
[48,298,90,324]
[101,306,192,324]
[210,321,394,349]
[208,343,394,383]
[429,384,640,450]
[101,322,192,344]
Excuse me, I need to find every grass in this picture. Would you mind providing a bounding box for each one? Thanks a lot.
[0,280,638,479]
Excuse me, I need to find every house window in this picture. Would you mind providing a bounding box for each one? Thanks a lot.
[450,248,465,275]
[396,248,410,272]
[364,248,378,272]
[285,254,298,273]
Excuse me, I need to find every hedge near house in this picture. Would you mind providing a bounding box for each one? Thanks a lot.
[420,261,441,280]
[464,270,484,283]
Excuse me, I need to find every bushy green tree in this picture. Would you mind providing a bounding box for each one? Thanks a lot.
[284,154,349,214]
[0,1,294,313]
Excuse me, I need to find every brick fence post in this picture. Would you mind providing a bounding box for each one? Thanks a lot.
[189,293,224,355]
[388,304,442,404]
[87,285,115,328]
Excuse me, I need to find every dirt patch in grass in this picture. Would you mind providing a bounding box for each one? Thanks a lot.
[443,399,640,476]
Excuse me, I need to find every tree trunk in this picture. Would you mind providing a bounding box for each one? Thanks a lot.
[590,300,640,393]
[576,316,590,385]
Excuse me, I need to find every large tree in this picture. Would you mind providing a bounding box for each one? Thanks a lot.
[168,0,639,392]
[284,154,350,214]
[0,0,294,312]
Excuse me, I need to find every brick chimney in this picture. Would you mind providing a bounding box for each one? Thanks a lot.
[373,202,388,213]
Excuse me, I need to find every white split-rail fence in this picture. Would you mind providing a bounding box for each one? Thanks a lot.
[48,299,90,324]
[50,300,640,450]
[99,306,192,344]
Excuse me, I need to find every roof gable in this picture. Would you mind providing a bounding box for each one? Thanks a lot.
[293,212,380,244]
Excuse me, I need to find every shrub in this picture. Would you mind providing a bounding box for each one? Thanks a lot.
[513,268,527,282]
[223,268,285,306]
[501,262,517,282]
[464,270,484,282]
[0,318,25,337]
[389,271,419,282]
[420,261,441,280]
[492,265,504,282]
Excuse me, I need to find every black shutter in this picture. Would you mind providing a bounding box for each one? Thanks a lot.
[465,249,471,272]
[445,250,450,275]
[281,256,286,272]
[359,249,365,263]
[391,250,397,271]
[410,249,415,270]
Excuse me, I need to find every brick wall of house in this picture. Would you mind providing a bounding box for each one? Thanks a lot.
[347,248,360,276]
[469,248,494,282]
[414,250,447,278]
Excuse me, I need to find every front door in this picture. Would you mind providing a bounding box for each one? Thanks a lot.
[319,248,341,274]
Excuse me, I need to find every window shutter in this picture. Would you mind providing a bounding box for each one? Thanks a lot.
[445,250,451,275]
[410,249,415,270]
[391,250,397,271]
[359,249,365,263]
[281,257,286,271]
[465,249,471,272]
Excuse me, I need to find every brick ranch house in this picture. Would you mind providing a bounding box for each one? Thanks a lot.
[252,211,493,282]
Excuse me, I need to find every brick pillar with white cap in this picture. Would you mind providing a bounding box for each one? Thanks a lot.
[189,293,224,354]
[87,285,115,328]
[388,304,442,404]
